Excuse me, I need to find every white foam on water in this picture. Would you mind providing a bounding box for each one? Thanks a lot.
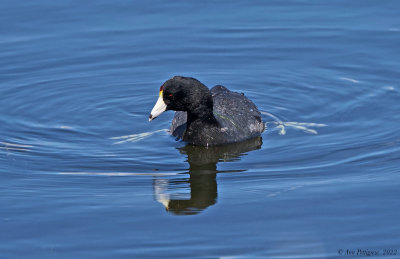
[111,129,168,144]
[0,141,33,152]
[261,111,327,135]
[339,77,360,83]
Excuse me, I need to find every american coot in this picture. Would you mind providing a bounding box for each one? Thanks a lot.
[149,76,265,146]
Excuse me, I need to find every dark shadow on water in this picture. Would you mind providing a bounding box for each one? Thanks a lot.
[153,136,263,215]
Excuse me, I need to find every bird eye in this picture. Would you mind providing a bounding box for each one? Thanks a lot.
[168,93,173,97]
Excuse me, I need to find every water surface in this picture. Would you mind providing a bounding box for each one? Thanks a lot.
[1,1,400,258]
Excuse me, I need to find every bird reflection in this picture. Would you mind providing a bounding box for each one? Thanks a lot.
[153,136,263,215]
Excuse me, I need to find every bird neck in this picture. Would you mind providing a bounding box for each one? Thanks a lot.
[187,106,218,126]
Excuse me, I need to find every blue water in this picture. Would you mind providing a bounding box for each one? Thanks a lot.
[1,1,400,258]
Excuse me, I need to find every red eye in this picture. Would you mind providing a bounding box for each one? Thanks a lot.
[168,93,173,97]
